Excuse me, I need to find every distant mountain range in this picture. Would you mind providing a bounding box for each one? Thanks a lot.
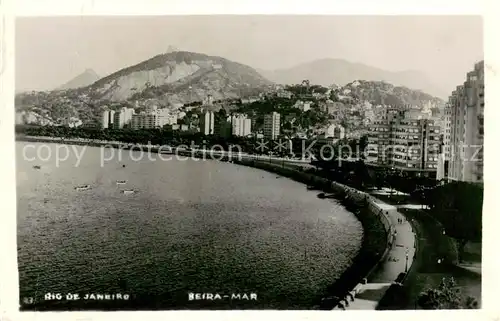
[16,51,446,124]
[57,69,100,90]
[258,58,448,99]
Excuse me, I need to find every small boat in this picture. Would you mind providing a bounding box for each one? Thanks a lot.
[116,180,127,185]
[33,165,41,170]
[75,185,91,191]
[122,164,126,168]
[122,190,135,195]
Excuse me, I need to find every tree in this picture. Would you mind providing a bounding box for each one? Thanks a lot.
[422,182,483,262]
[329,90,340,102]
[418,277,479,309]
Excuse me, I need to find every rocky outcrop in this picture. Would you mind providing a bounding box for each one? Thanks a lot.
[86,51,273,103]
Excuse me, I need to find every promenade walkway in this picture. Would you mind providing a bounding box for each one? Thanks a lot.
[241,160,419,310]
[342,195,416,310]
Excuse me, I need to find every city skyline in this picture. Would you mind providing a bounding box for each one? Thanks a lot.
[16,15,483,94]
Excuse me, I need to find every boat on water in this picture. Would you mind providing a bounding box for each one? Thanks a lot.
[75,185,91,191]
[122,190,135,195]
[116,180,127,185]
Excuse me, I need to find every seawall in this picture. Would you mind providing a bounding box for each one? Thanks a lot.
[233,158,393,310]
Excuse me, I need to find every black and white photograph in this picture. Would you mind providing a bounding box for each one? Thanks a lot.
[9,14,485,311]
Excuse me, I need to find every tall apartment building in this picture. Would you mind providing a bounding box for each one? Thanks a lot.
[367,106,441,170]
[101,110,110,129]
[199,111,215,135]
[443,102,452,160]
[214,117,232,138]
[109,110,115,128]
[113,107,135,129]
[100,109,116,129]
[230,114,252,137]
[263,112,280,140]
[447,61,484,183]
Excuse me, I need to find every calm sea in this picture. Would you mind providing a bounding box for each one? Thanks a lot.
[16,142,363,309]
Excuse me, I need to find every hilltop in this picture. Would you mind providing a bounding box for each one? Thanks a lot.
[57,69,100,90]
[85,51,272,104]
[333,80,444,108]
[259,59,448,99]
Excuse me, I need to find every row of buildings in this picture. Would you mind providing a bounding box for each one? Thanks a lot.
[366,61,484,184]
[101,106,178,130]
[198,112,254,138]
[366,107,442,170]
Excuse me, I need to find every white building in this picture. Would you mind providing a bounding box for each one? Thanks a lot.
[263,112,280,140]
[101,110,110,129]
[436,153,446,180]
[199,111,215,135]
[363,109,376,125]
[130,108,177,130]
[230,114,252,137]
[113,107,135,129]
[447,61,484,183]
[323,124,346,139]
[131,113,163,129]
[109,110,115,127]
[443,103,452,161]
[404,108,425,120]
[294,100,311,112]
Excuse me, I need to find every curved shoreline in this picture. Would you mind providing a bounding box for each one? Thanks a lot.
[232,158,392,310]
[16,136,392,310]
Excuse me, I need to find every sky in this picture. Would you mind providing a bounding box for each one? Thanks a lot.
[15,15,483,94]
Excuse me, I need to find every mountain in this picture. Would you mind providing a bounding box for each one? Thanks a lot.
[259,59,448,99]
[57,69,100,90]
[15,51,273,124]
[84,51,273,104]
[334,80,444,108]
